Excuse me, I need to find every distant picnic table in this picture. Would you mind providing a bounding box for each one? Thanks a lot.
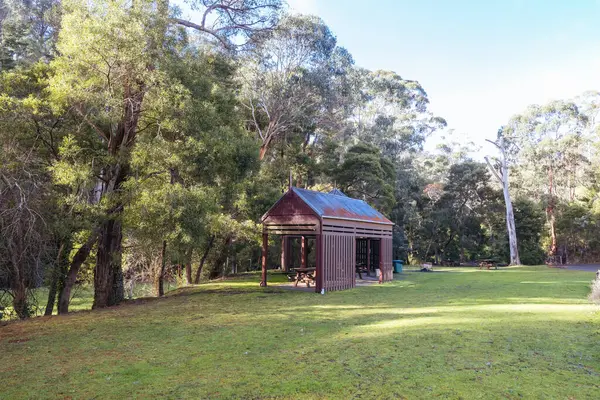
[478,259,497,270]
[289,268,316,287]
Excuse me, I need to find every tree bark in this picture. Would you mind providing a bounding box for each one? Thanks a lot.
[194,235,215,284]
[547,165,557,256]
[260,233,268,287]
[12,281,28,319]
[44,243,66,316]
[58,232,97,314]
[44,274,59,316]
[93,218,124,309]
[91,77,143,309]
[10,219,30,319]
[485,147,520,265]
[154,240,167,297]
[502,176,520,265]
[258,135,273,160]
[185,251,193,285]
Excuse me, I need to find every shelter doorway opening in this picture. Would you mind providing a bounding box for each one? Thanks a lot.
[356,238,381,279]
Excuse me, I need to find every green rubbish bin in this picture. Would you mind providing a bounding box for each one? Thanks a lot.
[393,260,403,273]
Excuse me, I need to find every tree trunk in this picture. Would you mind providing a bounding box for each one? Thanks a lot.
[547,165,557,256]
[503,179,520,265]
[91,79,143,308]
[258,135,273,160]
[260,233,268,287]
[12,281,29,319]
[154,240,167,297]
[44,274,58,316]
[93,218,124,309]
[58,231,97,314]
[210,236,233,280]
[185,249,193,285]
[44,243,66,316]
[486,151,520,265]
[10,220,30,319]
[548,207,557,256]
[194,235,215,284]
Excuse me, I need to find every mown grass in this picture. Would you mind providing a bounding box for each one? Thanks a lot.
[1,266,599,399]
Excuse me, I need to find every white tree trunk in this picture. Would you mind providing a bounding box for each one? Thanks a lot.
[486,144,520,265]
[501,160,520,265]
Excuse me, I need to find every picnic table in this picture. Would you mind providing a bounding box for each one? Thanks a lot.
[356,264,369,279]
[289,268,316,287]
[478,259,497,270]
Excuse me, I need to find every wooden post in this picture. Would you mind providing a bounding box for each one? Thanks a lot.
[366,238,371,276]
[315,233,323,293]
[379,239,384,283]
[301,236,307,269]
[281,236,288,272]
[260,232,268,287]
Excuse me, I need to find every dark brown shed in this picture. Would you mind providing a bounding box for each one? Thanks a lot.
[260,187,394,292]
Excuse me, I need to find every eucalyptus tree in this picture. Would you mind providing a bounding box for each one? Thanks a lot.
[238,14,353,161]
[346,69,446,159]
[503,100,588,258]
[49,0,282,308]
[485,129,521,265]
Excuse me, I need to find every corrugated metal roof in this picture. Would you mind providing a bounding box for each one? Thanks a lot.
[328,188,347,197]
[293,187,393,225]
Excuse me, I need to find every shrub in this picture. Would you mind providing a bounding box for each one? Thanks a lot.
[589,275,600,304]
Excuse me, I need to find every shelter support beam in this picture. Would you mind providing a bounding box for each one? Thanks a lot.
[379,239,383,283]
[281,236,288,272]
[301,236,307,269]
[367,238,371,276]
[315,233,323,293]
[260,233,268,287]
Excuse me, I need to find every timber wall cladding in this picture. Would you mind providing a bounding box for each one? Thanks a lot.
[381,237,393,282]
[322,233,355,291]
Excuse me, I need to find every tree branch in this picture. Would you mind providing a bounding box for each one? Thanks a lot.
[73,105,109,142]
[171,17,232,49]
[484,156,503,184]
[485,138,501,150]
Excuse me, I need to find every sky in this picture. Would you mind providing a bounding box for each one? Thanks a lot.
[287,0,600,155]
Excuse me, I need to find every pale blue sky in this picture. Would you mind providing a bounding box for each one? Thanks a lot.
[288,0,600,154]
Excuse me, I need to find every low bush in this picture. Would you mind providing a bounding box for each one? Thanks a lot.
[589,273,600,304]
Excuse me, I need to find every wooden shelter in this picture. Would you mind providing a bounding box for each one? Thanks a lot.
[260,187,394,292]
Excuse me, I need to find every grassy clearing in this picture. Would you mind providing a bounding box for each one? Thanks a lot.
[1,266,599,399]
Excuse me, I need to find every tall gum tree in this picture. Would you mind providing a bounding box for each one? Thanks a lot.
[485,130,520,265]
[238,14,347,161]
[49,0,282,308]
[501,101,587,260]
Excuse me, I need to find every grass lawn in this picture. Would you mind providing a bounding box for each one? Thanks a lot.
[1,266,599,399]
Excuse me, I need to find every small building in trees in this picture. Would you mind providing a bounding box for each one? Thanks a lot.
[260,187,394,292]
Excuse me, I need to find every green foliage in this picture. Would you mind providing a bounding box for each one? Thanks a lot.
[335,142,396,214]
[5,0,600,321]
[0,0,60,70]
[513,199,546,265]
